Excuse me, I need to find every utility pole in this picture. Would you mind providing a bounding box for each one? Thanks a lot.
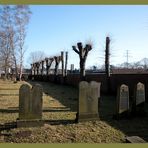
[126,50,129,68]
[125,50,132,68]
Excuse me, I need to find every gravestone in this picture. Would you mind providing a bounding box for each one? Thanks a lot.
[19,84,31,120]
[132,82,146,116]
[17,83,43,127]
[76,81,101,122]
[116,84,129,118]
[135,82,145,105]
[31,84,43,119]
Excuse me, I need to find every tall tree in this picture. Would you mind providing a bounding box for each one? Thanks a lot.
[14,5,31,80]
[0,5,31,80]
[0,6,13,79]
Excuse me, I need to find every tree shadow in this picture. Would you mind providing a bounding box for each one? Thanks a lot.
[20,80,148,142]
[99,95,148,142]
[0,107,71,113]
[27,80,78,112]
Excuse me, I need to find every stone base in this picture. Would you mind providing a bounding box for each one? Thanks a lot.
[75,113,99,122]
[17,119,44,128]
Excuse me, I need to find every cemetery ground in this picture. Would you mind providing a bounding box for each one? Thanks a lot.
[0,79,148,143]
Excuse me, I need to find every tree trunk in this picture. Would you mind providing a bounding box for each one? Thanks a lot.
[14,57,18,81]
[80,58,86,81]
[61,51,64,77]
[65,52,68,76]
[105,37,110,78]
[19,62,23,81]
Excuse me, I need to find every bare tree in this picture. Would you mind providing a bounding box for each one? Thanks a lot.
[0,5,31,80]
[72,42,92,80]
[0,6,13,79]
[45,57,54,75]
[29,51,46,64]
[54,56,62,76]
[14,5,31,80]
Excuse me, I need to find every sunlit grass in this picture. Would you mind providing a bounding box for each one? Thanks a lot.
[1,79,148,143]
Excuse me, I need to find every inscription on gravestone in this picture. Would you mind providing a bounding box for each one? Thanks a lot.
[117,84,129,114]
[77,81,101,122]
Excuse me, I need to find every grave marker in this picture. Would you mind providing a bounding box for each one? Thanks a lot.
[132,82,146,116]
[18,83,43,127]
[117,84,129,115]
[135,82,145,105]
[31,84,43,119]
[19,84,31,120]
[77,81,101,122]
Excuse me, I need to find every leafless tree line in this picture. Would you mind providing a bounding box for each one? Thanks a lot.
[0,5,31,80]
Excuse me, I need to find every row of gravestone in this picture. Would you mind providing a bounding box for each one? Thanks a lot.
[18,81,145,127]
[116,82,146,119]
[17,81,101,127]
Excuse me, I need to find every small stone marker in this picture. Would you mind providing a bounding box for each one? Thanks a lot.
[77,81,101,122]
[18,83,43,127]
[117,84,129,115]
[135,82,145,105]
[126,136,146,143]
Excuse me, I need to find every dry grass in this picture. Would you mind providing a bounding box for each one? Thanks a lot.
[0,79,148,143]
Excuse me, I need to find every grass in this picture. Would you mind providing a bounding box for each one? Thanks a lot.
[0,79,148,143]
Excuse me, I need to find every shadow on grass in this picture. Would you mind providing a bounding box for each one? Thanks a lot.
[99,95,148,142]
[2,80,148,142]
[0,107,71,113]
[27,80,148,141]
[27,80,78,112]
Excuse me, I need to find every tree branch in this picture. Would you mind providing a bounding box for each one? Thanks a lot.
[72,46,79,54]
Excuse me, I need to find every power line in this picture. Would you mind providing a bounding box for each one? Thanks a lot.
[125,50,132,68]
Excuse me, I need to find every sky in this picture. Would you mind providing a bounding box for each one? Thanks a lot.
[24,5,148,69]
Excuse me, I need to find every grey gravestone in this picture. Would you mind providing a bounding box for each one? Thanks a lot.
[19,84,31,120]
[18,84,43,127]
[117,84,129,114]
[31,84,43,119]
[135,82,145,105]
[132,82,146,116]
[77,81,101,122]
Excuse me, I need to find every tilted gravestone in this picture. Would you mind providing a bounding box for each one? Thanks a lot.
[17,84,43,127]
[76,81,101,122]
[116,84,129,116]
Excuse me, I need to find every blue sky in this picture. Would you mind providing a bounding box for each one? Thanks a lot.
[25,5,148,69]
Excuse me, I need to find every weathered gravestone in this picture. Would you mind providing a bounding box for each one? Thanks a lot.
[132,82,146,116]
[17,84,43,127]
[19,84,31,120]
[116,84,129,118]
[135,82,145,105]
[76,81,101,122]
